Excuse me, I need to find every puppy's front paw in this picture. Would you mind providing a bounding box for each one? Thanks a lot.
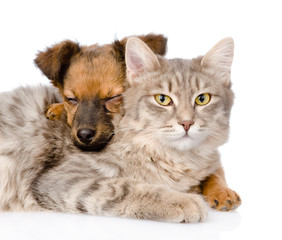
[205,187,241,211]
[45,103,64,121]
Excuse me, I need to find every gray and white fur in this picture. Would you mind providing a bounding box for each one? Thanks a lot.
[0,37,235,223]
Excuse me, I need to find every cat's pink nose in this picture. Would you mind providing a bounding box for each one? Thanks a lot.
[178,120,194,132]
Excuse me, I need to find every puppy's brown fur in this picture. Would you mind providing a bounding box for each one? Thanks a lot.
[34,34,168,151]
[201,168,241,211]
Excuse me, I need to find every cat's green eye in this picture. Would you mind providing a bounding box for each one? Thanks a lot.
[195,93,211,106]
[155,94,172,106]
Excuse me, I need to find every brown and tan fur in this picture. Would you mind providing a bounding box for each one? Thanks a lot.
[201,168,241,211]
[34,34,168,151]
[0,37,241,222]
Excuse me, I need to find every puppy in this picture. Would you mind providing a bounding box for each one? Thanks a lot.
[34,34,167,151]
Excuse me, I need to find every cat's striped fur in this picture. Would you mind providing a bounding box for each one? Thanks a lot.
[0,37,235,222]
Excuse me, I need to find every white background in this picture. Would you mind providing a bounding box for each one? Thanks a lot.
[0,0,281,239]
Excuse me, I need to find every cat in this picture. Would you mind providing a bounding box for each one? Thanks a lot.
[0,36,239,222]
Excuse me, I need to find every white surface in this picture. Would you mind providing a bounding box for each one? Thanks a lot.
[0,0,281,239]
[0,210,241,240]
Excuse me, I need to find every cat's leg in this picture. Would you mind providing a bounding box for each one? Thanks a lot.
[32,176,207,223]
[201,167,241,211]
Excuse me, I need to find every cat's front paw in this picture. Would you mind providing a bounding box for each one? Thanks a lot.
[205,187,241,211]
[163,193,207,223]
[45,103,64,121]
[181,193,208,223]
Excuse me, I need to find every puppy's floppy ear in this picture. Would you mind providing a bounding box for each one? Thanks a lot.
[34,40,81,89]
[135,34,167,56]
[113,33,167,64]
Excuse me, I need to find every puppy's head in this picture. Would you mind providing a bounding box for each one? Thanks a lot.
[35,34,167,151]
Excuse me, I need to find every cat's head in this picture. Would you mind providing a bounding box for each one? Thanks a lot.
[122,37,234,152]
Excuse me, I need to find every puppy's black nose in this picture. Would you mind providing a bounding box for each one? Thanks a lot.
[77,128,96,144]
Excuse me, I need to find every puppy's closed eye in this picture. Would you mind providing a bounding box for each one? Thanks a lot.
[66,97,78,106]
[104,95,123,113]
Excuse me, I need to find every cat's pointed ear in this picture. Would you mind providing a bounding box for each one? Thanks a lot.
[125,37,160,84]
[201,37,234,73]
